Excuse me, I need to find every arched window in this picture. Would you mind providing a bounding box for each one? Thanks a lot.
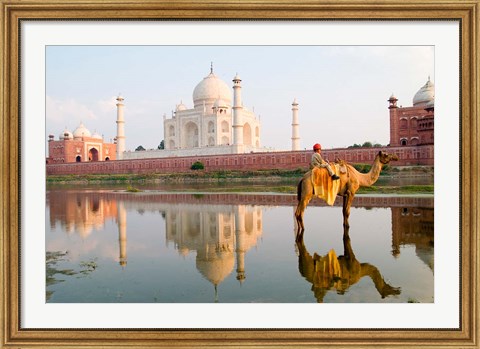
[400,138,408,146]
[208,137,215,146]
[208,121,215,133]
[221,121,229,133]
[169,140,175,149]
[255,126,259,137]
[76,155,81,162]
[243,123,252,146]
[169,125,175,137]
[221,136,229,145]
[105,157,110,161]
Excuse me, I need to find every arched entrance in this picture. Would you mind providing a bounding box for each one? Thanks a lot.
[88,148,99,161]
[243,123,252,146]
[76,156,81,162]
[184,122,199,148]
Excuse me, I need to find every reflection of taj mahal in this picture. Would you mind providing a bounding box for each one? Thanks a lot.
[164,204,262,290]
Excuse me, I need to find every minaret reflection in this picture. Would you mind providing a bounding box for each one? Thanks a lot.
[165,204,262,298]
[117,201,127,267]
[296,229,401,303]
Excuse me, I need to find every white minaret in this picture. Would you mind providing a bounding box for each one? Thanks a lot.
[116,95,126,160]
[232,73,244,153]
[291,98,300,151]
[118,201,127,268]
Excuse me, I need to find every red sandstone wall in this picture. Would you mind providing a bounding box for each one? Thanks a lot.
[389,106,431,147]
[46,145,434,176]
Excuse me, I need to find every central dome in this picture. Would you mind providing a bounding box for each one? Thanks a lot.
[192,71,232,109]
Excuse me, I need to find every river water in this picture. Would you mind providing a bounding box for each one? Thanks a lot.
[46,188,434,303]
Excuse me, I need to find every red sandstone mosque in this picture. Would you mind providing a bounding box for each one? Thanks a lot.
[46,75,434,170]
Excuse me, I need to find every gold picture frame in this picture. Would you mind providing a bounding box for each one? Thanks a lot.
[1,0,478,347]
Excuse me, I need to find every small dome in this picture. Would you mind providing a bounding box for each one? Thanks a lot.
[213,98,229,108]
[176,102,187,111]
[59,128,73,140]
[413,78,434,107]
[91,131,103,140]
[233,73,241,81]
[73,122,91,138]
[193,71,232,108]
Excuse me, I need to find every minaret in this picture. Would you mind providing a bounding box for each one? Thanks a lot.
[234,205,246,284]
[232,73,244,153]
[116,95,126,160]
[388,93,399,147]
[291,98,300,151]
[118,202,127,268]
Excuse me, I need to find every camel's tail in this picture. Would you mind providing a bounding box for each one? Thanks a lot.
[297,179,303,201]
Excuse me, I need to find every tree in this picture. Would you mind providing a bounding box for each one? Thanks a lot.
[191,161,205,170]
[158,140,165,150]
[362,141,373,148]
[135,145,146,151]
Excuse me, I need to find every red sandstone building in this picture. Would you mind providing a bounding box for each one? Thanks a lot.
[46,122,116,164]
[388,77,434,147]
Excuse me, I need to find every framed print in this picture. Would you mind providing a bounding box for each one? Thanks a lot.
[1,0,478,348]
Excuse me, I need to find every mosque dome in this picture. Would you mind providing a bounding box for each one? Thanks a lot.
[59,128,73,140]
[91,131,103,140]
[73,122,91,138]
[193,71,232,108]
[413,77,434,107]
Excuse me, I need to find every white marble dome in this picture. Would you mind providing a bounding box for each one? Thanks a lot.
[213,98,229,108]
[413,78,435,107]
[59,128,73,140]
[73,122,91,138]
[193,71,232,108]
[176,102,187,111]
[91,131,103,140]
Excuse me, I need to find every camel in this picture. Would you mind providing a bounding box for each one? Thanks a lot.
[296,227,401,302]
[295,150,398,234]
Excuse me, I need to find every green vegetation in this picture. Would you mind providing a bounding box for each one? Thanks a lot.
[46,168,308,184]
[126,185,142,192]
[190,161,205,170]
[348,141,384,148]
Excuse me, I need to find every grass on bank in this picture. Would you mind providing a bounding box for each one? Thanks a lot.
[46,165,433,184]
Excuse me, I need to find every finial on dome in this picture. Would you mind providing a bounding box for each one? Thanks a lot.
[210,62,213,74]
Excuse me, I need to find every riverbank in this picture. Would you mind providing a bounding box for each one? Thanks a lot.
[47,166,433,185]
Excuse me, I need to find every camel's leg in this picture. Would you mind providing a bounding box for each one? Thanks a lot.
[342,190,355,228]
[295,179,313,235]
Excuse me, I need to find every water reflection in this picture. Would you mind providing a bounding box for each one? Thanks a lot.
[391,207,434,272]
[46,190,434,303]
[164,204,262,298]
[296,229,401,303]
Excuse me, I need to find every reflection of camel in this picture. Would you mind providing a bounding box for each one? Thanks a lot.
[295,151,398,233]
[296,228,401,303]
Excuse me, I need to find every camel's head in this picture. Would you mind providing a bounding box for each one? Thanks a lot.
[378,151,399,164]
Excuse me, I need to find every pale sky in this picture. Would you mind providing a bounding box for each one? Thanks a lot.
[46,45,434,151]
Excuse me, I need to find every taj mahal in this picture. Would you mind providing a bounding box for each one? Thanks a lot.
[47,65,433,167]
[48,65,302,163]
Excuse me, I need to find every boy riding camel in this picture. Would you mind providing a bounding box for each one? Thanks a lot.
[310,143,340,180]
